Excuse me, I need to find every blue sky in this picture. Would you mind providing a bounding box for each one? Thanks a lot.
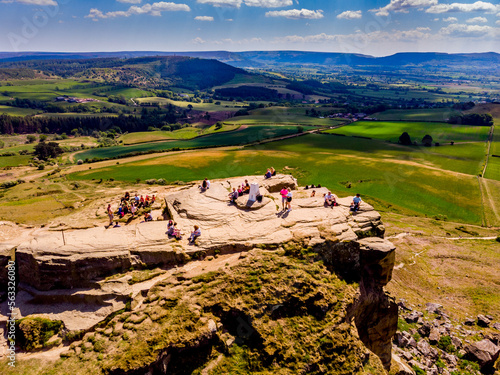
[0,0,499,56]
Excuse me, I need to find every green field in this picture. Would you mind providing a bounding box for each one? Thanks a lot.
[324,121,490,143]
[75,125,311,160]
[70,134,485,224]
[372,108,461,122]
[485,123,500,181]
[0,154,31,167]
[134,97,248,112]
[119,124,240,145]
[0,105,42,116]
[225,107,346,126]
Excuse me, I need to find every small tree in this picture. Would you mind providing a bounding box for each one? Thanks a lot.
[34,142,63,161]
[399,132,412,145]
[422,134,433,147]
[26,135,37,144]
[215,122,223,130]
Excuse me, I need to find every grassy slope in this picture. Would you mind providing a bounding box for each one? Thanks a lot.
[70,134,484,224]
[74,126,310,160]
[371,108,461,122]
[0,105,42,116]
[118,124,240,145]
[134,97,247,112]
[325,120,490,143]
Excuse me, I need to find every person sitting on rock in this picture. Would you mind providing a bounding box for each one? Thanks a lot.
[167,221,176,236]
[113,221,121,228]
[134,194,139,204]
[144,212,153,222]
[324,191,337,207]
[264,169,272,179]
[229,188,238,204]
[189,225,201,243]
[138,195,145,209]
[200,178,210,192]
[151,195,156,204]
[124,192,130,201]
[270,167,276,176]
[242,180,250,194]
[310,190,316,197]
[350,193,362,212]
[130,202,137,217]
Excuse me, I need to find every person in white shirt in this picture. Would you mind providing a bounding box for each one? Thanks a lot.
[189,225,201,243]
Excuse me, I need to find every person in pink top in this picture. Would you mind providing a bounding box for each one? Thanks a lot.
[280,187,288,211]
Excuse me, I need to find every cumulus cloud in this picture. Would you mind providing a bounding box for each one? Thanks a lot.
[196,0,292,7]
[117,0,142,4]
[7,0,57,5]
[337,10,362,20]
[265,8,324,19]
[443,16,458,22]
[439,23,494,36]
[194,15,214,20]
[192,37,206,43]
[426,1,500,14]
[197,0,242,8]
[244,0,293,7]
[371,0,437,17]
[273,27,434,45]
[466,16,488,22]
[86,2,190,19]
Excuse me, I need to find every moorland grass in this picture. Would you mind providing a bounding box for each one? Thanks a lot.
[0,105,42,116]
[325,120,490,143]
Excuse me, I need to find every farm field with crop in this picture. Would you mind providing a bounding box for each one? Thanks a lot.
[324,120,490,143]
[75,125,311,160]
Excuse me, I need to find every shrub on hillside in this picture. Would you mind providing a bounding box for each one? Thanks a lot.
[399,132,412,145]
[15,317,63,351]
[146,179,157,185]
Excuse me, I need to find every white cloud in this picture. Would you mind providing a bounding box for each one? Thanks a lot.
[273,27,434,45]
[86,2,190,20]
[265,8,324,19]
[426,1,500,14]
[195,15,214,21]
[117,0,142,4]
[9,0,57,5]
[497,20,500,25]
[337,10,362,20]
[192,37,206,43]
[439,23,495,36]
[244,0,292,7]
[466,16,488,23]
[197,0,242,8]
[371,0,437,17]
[443,16,458,22]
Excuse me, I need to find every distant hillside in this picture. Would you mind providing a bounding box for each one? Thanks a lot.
[0,56,249,89]
[2,50,499,70]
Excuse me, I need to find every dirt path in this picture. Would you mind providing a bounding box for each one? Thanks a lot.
[479,178,500,225]
[482,125,495,177]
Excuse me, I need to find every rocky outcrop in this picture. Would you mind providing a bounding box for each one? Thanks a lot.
[2,174,398,371]
[465,339,500,372]
[13,175,386,291]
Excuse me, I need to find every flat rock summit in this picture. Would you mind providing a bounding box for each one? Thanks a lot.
[1,174,398,371]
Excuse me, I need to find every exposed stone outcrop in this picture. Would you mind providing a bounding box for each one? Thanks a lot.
[14,175,385,291]
[2,174,398,371]
[465,339,500,372]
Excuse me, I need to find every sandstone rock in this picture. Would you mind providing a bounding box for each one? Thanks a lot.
[395,331,413,348]
[417,339,432,356]
[477,314,491,327]
[208,319,217,333]
[464,339,500,371]
[398,299,412,312]
[428,328,440,345]
[261,174,298,193]
[391,353,416,375]
[464,317,475,326]
[426,302,443,314]
[451,336,462,349]
[418,322,432,337]
[405,311,423,323]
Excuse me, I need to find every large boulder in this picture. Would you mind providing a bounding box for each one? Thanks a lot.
[261,174,298,193]
[464,339,500,371]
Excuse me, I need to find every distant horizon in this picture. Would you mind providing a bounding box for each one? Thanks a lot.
[1,1,499,56]
[1,49,500,59]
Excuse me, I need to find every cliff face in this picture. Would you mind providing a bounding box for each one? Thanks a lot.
[0,175,398,374]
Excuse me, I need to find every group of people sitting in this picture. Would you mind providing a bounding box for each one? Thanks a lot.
[167,220,201,243]
[264,167,276,179]
[228,179,251,203]
[107,191,157,227]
